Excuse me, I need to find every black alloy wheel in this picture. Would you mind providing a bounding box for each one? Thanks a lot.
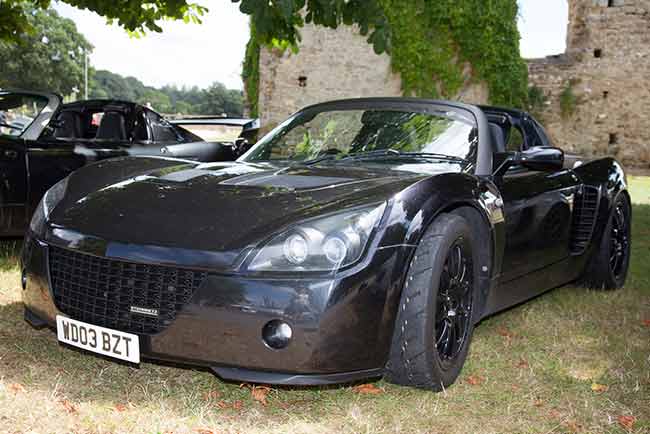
[609,200,630,281]
[435,239,473,366]
[581,194,631,290]
[386,213,478,391]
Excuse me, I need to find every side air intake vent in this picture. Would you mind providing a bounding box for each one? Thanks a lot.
[570,185,600,254]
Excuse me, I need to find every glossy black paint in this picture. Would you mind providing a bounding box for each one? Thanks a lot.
[21,98,629,385]
[0,90,240,236]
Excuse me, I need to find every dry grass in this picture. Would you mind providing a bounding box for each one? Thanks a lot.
[0,183,649,433]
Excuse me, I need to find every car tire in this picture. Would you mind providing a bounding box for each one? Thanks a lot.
[581,194,631,290]
[385,213,479,391]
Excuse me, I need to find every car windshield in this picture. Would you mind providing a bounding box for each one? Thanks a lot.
[179,123,243,143]
[0,92,49,137]
[241,107,477,167]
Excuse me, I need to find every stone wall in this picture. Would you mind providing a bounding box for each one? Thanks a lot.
[256,0,650,168]
[257,23,488,130]
[528,0,650,167]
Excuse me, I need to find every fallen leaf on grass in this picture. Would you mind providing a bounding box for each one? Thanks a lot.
[113,403,128,412]
[465,375,484,386]
[497,327,515,339]
[251,386,271,405]
[548,409,562,419]
[533,399,544,407]
[352,383,383,395]
[196,429,214,434]
[215,400,244,410]
[565,420,582,433]
[60,399,77,414]
[8,383,26,394]
[591,383,608,393]
[516,358,529,369]
[617,415,636,431]
[203,390,221,402]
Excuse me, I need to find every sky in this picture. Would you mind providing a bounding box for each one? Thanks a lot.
[54,0,569,91]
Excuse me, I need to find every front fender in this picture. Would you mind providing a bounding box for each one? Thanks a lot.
[380,173,504,278]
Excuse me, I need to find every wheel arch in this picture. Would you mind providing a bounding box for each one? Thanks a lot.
[389,173,502,323]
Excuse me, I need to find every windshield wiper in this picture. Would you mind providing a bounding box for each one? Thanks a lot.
[341,149,468,163]
[0,122,22,131]
[298,149,468,166]
[300,153,341,165]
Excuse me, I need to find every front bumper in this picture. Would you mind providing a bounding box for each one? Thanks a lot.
[21,232,411,385]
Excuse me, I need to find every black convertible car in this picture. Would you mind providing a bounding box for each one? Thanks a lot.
[21,98,630,390]
[0,90,235,236]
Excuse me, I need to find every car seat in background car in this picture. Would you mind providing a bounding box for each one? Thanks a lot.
[54,111,83,139]
[95,111,127,141]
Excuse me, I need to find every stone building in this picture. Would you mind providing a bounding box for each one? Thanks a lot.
[255,0,650,167]
[528,0,650,167]
[256,24,488,129]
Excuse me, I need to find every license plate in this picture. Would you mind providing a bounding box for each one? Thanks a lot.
[56,315,140,363]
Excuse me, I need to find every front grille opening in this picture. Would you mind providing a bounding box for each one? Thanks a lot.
[49,247,207,335]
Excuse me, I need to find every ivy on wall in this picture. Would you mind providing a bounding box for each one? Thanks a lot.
[242,0,529,116]
[242,21,260,118]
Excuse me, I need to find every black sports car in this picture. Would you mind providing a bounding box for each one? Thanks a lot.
[21,98,631,390]
[0,90,236,236]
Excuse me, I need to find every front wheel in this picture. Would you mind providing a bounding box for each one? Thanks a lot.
[385,213,479,390]
[581,194,632,290]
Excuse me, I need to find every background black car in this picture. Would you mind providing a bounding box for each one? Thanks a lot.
[0,89,234,236]
[170,117,259,160]
[21,98,630,390]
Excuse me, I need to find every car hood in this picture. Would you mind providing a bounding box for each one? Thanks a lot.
[48,159,455,267]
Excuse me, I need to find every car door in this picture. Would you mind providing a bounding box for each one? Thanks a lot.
[497,117,580,282]
[0,91,61,235]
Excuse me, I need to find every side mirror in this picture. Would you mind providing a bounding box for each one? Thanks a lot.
[234,137,252,156]
[493,146,564,177]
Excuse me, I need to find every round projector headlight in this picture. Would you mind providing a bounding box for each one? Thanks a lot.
[283,233,309,264]
[323,236,348,264]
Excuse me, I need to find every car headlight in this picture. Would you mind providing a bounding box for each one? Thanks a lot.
[247,202,387,272]
[29,176,69,235]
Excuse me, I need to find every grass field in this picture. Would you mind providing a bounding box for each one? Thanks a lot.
[0,180,648,434]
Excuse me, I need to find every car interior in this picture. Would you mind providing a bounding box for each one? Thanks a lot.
[50,103,133,142]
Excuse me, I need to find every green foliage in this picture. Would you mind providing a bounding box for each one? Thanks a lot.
[235,0,390,54]
[527,85,548,120]
[242,21,260,118]
[243,0,528,108]
[378,0,528,106]
[0,7,92,96]
[560,82,577,119]
[90,70,243,116]
[0,0,206,42]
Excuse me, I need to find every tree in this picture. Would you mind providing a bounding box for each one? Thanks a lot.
[90,70,244,116]
[0,7,92,96]
[0,0,386,53]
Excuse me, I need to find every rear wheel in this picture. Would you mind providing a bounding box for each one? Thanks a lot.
[582,194,631,290]
[385,213,478,390]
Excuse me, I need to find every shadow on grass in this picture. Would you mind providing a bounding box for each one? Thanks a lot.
[0,238,22,270]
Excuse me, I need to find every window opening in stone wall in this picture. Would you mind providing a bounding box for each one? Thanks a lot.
[594,49,602,58]
[603,91,609,99]
[298,76,308,87]
[609,133,618,146]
